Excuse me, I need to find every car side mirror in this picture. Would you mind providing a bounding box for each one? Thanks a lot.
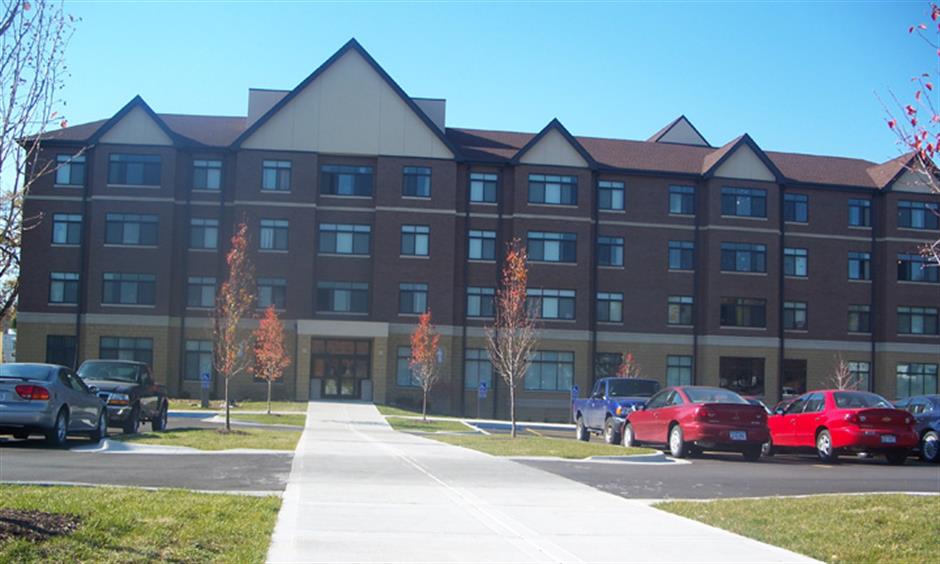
[89,385,99,394]
[774,408,785,415]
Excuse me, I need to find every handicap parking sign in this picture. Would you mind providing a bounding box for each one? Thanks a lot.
[570,384,580,399]
[200,372,211,389]
[478,381,488,399]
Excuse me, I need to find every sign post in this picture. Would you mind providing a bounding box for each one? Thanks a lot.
[477,381,488,420]
[200,372,211,408]
[570,384,580,423]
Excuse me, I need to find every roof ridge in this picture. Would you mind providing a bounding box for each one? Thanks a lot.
[158,112,246,119]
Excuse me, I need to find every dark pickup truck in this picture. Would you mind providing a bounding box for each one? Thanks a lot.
[77,360,168,434]
[572,377,661,444]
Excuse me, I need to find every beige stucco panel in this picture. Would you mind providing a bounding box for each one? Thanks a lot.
[713,144,776,182]
[99,106,173,146]
[658,118,708,146]
[518,128,588,167]
[242,50,452,159]
[892,169,934,193]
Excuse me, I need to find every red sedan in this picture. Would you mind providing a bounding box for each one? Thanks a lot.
[621,386,769,461]
[767,389,918,464]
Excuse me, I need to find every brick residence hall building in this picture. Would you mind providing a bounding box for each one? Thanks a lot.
[16,39,939,421]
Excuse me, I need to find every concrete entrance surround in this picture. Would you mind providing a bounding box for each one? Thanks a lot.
[267,401,813,563]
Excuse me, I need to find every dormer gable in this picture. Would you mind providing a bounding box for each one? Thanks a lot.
[512,119,594,168]
[93,96,179,146]
[704,134,781,182]
[648,115,710,147]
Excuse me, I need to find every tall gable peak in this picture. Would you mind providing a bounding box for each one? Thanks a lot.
[704,134,781,182]
[648,115,710,147]
[95,96,179,146]
[512,119,594,168]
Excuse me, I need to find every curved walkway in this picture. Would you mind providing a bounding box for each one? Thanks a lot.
[267,401,814,563]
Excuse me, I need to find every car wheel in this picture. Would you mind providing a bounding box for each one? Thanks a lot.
[122,405,140,435]
[885,450,908,466]
[603,417,620,445]
[920,431,939,463]
[89,410,107,442]
[45,409,69,448]
[742,446,762,462]
[622,423,636,448]
[151,404,167,432]
[815,429,838,463]
[575,416,589,442]
[762,439,774,457]
[668,424,687,458]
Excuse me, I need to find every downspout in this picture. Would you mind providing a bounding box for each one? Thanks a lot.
[177,148,194,397]
[74,145,94,369]
[778,183,786,402]
[492,165,507,419]
[869,193,878,393]
[458,168,470,416]
[588,169,598,386]
[692,178,703,385]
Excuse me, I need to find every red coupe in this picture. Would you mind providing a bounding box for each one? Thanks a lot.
[767,389,918,464]
[621,386,769,461]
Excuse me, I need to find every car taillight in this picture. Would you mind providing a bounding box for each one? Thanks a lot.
[695,407,712,419]
[15,385,50,400]
[844,413,860,424]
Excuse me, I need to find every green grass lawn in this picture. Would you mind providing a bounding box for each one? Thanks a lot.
[385,416,473,433]
[656,494,940,563]
[168,399,308,412]
[115,427,301,451]
[375,404,442,417]
[229,413,307,427]
[429,434,655,459]
[0,485,280,562]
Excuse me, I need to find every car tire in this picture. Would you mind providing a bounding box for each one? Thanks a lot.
[920,430,939,463]
[603,417,620,445]
[668,424,687,458]
[151,403,167,432]
[815,429,838,463]
[622,423,636,448]
[885,450,908,466]
[122,405,140,435]
[89,410,107,442]
[742,446,762,462]
[575,416,589,442]
[45,409,69,448]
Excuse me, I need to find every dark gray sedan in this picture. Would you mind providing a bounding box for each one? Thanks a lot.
[894,394,940,463]
[0,363,107,448]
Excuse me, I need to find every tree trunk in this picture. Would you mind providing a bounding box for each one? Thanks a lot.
[224,375,231,432]
[267,379,272,415]
[509,379,516,438]
[422,386,428,422]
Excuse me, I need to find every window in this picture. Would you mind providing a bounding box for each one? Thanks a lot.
[185,340,213,381]
[46,335,76,367]
[257,278,286,309]
[525,351,574,391]
[720,242,767,273]
[317,282,369,313]
[464,349,493,389]
[527,288,576,320]
[596,292,623,322]
[528,231,577,263]
[528,174,577,205]
[320,164,373,196]
[108,154,161,186]
[721,187,767,218]
[260,219,289,250]
[318,224,371,255]
[469,172,498,203]
[594,353,623,379]
[896,363,939,398]
[784,193,808,223]
[402,166,431,197]
[668,240,694,270]
[102,273,155,305]
[720,297,766,328]
[262,160,291,192]
[55,154,85,186]
[49,272,79,304]
[848,361,871,391]
[186,276,216,308]
[193,159,222,190]
[784,248,808,277]
[667,355,693,387]
[100,337,153,365]
[105,213,158,246]
[898,253,939,283]
[597,180,624,211]
[189,218,218,250]
[400,225,429,257]
[848,251,871,280]
[849,199,871,227]
[669,185,695,215]
[668,296,693,326]
[848,305,871,333]
[897,306,939,335]
[783,301,808,330]
[396,346,419,387]
[597,236,624,267]
[468,230,496,260]
[467,287,495,318]
[783,359,807,396]
[898,200,939,230]
[52,213,82,245]
[719,356,765,396]
[399,283,428,314]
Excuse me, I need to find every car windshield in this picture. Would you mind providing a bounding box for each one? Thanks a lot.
[684,387,749,405]
[607,379,659,398]
[78,362,139,383]
[0,364,54,381]
[833,391,892,409]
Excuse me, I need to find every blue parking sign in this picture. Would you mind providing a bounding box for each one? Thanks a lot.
[570,384,580,399]
[478,381,488,399]
[200,372,211,389]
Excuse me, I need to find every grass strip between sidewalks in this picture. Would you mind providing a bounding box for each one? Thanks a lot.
[114,427,301,451]
[423,433,655,459]
[168,399,308,412]
[656,494,940,563]
[227,413,307,427]
[385,416,473,433]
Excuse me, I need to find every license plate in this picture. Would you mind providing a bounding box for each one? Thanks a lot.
[730,431,747,441]
[881,435,896,444]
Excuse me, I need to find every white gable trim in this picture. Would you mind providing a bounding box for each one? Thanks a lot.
[713,144,776,182]
[99,106,173,146]
[518,128,588,167]
[657,117,708,146]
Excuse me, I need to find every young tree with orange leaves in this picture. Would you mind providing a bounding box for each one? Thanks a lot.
[616,352,642,378]
[409,309,440,422]
[485,238,539,438]
[213,221,255,431]
[253,305,291,415]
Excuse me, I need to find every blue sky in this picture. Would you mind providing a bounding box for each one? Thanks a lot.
[61,1,930,163]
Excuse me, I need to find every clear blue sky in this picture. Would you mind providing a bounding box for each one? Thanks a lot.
[61,1,931,163]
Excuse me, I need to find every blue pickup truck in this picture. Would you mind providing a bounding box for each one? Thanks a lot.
[572,377,661,444]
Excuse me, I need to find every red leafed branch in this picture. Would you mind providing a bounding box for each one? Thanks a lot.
[253,305,291,415]
[616,352,642,378]
[409,309,441,421]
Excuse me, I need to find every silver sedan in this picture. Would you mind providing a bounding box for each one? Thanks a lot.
[0,363,107,447]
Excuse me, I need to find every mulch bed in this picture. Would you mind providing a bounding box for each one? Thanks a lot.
[0,509,81,543]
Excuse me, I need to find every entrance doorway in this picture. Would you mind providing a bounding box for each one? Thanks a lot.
[311,339,371,399]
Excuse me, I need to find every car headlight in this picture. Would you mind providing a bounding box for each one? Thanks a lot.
[108,393,130,406]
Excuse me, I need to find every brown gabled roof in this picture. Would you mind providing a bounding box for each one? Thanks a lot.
[864,153,914,189]
[159,114,246,147]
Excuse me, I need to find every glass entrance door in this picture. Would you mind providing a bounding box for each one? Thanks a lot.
[311,339,371,399]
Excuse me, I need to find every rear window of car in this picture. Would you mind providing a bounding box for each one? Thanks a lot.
[77,362,139,383]
[0,365,54,381]
[833,391,892,409]
[684,387,749,405]
[608,379,660,398]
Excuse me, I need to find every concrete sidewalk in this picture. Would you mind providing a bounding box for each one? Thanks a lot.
[267,401,815,563]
